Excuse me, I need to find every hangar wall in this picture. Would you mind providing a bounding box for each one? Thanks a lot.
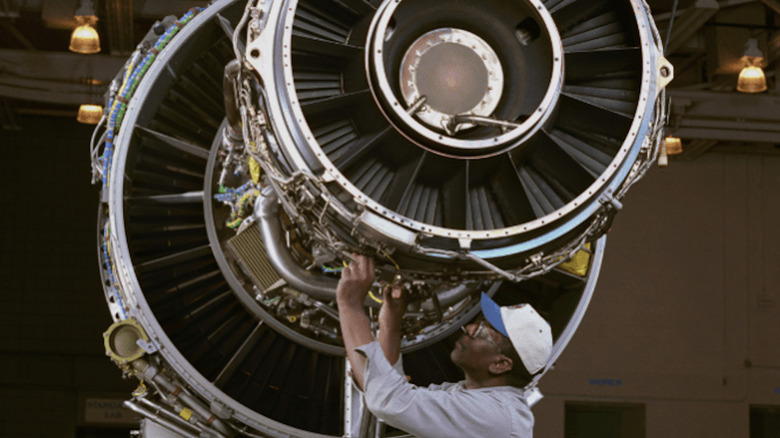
[0,117,137,438]
[535,153,780,437]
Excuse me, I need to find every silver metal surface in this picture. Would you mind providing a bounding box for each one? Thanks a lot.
[399,28,503,134]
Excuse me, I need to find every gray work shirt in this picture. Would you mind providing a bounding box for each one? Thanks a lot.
[356,341,534,438]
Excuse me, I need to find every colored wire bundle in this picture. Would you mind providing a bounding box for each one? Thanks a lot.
[214,182,260,229]
[102,222,127,319]
[101,8,204,190]
[98,8,204,320]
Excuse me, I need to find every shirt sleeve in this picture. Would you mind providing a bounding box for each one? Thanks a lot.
[355,341,533,438]
[355,341,404,378]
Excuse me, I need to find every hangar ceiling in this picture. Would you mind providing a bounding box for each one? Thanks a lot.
[0,0,778,159]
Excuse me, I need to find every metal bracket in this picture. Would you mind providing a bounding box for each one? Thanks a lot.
[209,400,234,421]
[658,55,675,91]
[137,338,159,354]
[598,188,623,212]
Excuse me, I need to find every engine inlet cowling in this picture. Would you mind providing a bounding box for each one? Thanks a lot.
[94,0,671,436]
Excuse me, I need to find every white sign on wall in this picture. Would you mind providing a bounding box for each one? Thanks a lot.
[84,398,140,425]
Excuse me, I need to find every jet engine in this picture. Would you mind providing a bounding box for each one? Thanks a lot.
[92,0,671,436]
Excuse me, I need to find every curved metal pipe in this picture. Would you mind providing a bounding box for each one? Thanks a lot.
[222,59,243,141]
[132,359,232,437]
[124,400,199,438]
[153,375,232,437]
[435,283,483,308]
[256,187,488,309]
[256,186,340,301]
[137,396,198,433]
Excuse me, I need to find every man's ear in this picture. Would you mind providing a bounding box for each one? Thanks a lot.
[488,355,513,375]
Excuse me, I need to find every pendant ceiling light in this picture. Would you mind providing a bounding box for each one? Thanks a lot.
[69,0,100,54]
[77,104,103,124]
[664,136,683,155]
[737,38,767,94]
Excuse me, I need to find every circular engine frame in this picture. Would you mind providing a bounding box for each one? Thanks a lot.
[94,0,672,436]
[248,0,670,263]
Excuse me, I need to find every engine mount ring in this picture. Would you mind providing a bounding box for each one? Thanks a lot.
[366,0,564,157]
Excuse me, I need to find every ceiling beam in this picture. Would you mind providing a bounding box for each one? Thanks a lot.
[136,1,208,17]
[664,0,720,55]
[669,89,780,144]
[675,139,719,160]
[0,49,125,104]
[674,127,780,143]
[14,0,208,19]
[0,19,36,50]
[653,0,754,22]
[0,0,20,18]
[761,0,780,14]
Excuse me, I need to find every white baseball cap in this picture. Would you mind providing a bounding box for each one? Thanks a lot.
[480,292,552,375]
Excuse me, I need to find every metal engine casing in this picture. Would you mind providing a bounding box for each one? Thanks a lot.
[94,0,671,436]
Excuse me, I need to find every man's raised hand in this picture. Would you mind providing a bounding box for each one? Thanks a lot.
[336,254,375,308]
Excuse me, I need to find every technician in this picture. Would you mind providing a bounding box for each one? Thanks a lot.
[337,254,553,438]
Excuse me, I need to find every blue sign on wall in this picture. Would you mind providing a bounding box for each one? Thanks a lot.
[588,378,623,387]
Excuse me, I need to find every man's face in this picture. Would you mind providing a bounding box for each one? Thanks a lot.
[450,317,505,373]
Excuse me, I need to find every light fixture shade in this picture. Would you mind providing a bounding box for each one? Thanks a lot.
[737,65,767,93]
[743,38,764,60]
[737,39,767,94]
[70,24,101,54]
[664,136,683,155]
[77,104,103,124]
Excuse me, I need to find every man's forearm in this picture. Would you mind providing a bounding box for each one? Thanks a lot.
[378,317,401,366]
[338,302,374,390]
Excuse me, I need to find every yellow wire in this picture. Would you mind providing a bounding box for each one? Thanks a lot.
[341,252,399,301]
[108,55,137,122]
[380,250,401,285]
[109,52,138,130]
[368,290,383,304]
[381,250,400,270]
[132,380,147,397]
[340,256,383,303]
[123,54,137,85]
